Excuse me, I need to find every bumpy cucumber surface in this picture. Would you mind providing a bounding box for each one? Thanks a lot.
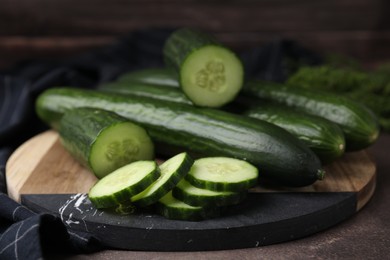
[163,28,244,108]
[59,107,154,178]
[88,160,160,208]
[244,104,345,164]
[97,81,345,163]
[131,152,194,207]
[98,82,193,105]
[243,80,380,151]
[117,68,179,87]
[36,87,324,187]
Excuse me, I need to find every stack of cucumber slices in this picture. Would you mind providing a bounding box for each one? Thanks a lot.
[88,153,258,221]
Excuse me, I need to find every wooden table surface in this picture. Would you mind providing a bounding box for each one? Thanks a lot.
[1,0,390,69]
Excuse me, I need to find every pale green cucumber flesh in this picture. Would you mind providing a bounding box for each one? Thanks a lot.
[185,157,258,192]
[88,161,160,208]
[90,122,154,178]
[59,107,154,179]
[180,45,243,107]
[131,152,194,207]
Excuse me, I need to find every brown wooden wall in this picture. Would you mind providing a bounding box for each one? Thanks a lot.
[0,0,389,69]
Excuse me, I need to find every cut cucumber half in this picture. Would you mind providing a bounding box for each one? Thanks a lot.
[163,28,244,108]
[59,107,154,179]
[180,46,244,107]
[90,122,154,179]
[131,152,194,207]
[88,160,160,208]
[185,157,258,192]
[155,191,221,221]
[172,179,247,207]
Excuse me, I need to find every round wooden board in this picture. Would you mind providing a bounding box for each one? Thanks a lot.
[5,130,377,251]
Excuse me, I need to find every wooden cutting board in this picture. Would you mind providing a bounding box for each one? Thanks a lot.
[5,130,377,251]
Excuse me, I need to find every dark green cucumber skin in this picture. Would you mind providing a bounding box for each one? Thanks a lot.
[117,68,179,87]
[244,104,346,164]
[243,81,380,151]
[172,181,247,207]
[112,68,380,151]
[59,107,130,174]
[185,172,258,193]
[155,192,221,221]
[99,82,193,105]
[36,87,323,187]
[163,28,221,71]
[97,82,344,164]
[155,203,221,221]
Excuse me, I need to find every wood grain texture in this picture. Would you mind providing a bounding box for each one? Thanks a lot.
[0,0,389,68]
[0,0,387,34]
[6,130,376,211]
[6,130,97,202]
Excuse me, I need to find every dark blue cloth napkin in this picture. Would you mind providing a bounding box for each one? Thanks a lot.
[0,28,322,259]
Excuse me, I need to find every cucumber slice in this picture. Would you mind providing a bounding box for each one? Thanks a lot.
[156,191,221,221]
[131,152,194,207]
[163,28,244,108]
[59,107,154,179]
[88,160,160,208]
[185,157,258,192]
[172,179,247,207]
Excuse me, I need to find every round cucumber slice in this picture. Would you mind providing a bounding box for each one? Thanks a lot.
[88,160,160,208]
[156,191,221,221]
[180,45,244,107]
[172,179,247,207]
[59,107,154,179]
[90,121,155,178]
[131,152,194,207]
[185,157,258,192]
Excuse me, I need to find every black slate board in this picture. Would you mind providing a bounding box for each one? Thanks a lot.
[21,192,356,251]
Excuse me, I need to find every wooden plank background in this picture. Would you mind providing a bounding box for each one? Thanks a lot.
[0,0,389,69]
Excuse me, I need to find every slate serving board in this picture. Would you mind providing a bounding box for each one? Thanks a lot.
[5,130,376,251]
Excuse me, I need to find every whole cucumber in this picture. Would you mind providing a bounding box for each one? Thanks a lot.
[242,80,380,151]
[99,81,346,163]
[36,87,324,187]
[108,68,379,150]
[243,103,345,164]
